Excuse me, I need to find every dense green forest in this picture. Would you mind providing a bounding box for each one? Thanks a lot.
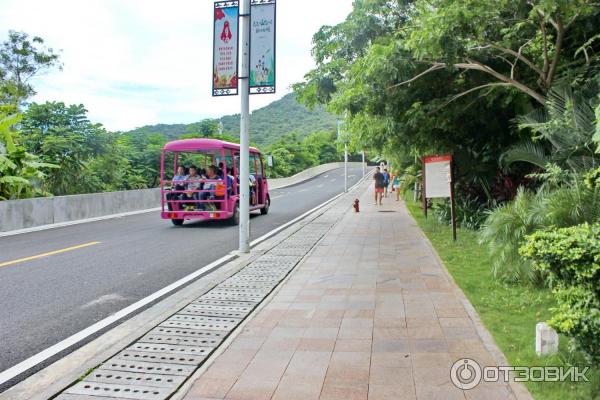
[125,93,338,146]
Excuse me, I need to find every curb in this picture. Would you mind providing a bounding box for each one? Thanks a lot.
[402,201,534,400]
[0,173,370,400]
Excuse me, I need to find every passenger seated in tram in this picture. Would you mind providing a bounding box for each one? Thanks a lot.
[167,166,188,210]
[186,165,203,210]
[249,173,257,205]
[198,165,220,210]
[226,167,234,195]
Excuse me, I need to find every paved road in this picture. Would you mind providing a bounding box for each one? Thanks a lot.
[0,167,363,386]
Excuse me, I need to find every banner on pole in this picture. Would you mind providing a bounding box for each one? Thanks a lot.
[213,1,239,96]
[250,0,276,94]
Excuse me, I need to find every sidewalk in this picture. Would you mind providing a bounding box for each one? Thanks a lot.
[182,184,530,400]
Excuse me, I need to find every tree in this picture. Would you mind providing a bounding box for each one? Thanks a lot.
[20,102,109,195]
[400,0,599,104]
[294,0,600,202]
[0,113,56,199]
[120,132,166,189]
[502,87,599,172]
[186,119,220,136]
[0,31,61,112]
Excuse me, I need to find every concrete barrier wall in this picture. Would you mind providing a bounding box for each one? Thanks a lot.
[0,163,364,232]
[268,162,364,189]
[0,189,161,232]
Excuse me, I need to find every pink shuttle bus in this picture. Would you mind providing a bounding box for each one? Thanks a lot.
[160,138,270,226]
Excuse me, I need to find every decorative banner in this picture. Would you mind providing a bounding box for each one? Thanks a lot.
[213,1,239,96]
[250,0,276,94]
[424,154,452,198]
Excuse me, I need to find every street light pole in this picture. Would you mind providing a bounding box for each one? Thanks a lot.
[337,120,348,193]
[239,0,250,253]
[344,142,348,192]
[362,151,365,177]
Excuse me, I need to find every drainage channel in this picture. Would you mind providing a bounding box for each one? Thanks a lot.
[54,213,340,400]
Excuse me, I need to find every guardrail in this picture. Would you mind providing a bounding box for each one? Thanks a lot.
[0,162,365,232]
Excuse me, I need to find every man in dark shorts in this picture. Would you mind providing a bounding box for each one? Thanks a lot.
[373,167,385,205]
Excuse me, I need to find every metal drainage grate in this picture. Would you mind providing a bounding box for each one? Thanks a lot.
[85,369,186,388]
[138,332,221,347]
[129,343,213,356]
[60,209,338,399]
[114,349,206,366]
[95,360,195,375]
[60,382,171,399]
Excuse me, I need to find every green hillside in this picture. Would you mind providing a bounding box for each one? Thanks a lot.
[124,93,338,146]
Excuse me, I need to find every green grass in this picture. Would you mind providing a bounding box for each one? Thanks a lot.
[404,197,600,400]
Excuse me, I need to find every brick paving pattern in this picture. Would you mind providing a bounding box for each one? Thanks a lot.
[183,183,529,400]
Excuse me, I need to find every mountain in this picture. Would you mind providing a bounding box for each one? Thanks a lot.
[124,93,338,146]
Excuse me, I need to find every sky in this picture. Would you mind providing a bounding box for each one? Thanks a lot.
[0,0,353,131]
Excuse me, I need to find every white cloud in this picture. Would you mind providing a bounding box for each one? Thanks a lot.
[0,0,352,131]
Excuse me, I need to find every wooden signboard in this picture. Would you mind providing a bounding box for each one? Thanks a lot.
[423,154,456,241]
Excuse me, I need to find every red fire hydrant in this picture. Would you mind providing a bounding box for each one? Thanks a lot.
[353,199,360,213]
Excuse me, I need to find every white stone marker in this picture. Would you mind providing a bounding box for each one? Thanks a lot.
[536,322,559,356]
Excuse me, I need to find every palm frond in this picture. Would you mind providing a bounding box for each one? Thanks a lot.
[500,142,550,170]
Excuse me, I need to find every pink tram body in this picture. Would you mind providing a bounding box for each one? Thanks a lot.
[160,138,270,226]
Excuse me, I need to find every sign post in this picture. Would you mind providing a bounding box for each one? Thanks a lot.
[213,0,276,253]
[423,154,456,241]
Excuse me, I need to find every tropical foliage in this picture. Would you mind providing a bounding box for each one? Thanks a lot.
[0,113,55,200]
[265,130,341,178]
[521,223,600,364]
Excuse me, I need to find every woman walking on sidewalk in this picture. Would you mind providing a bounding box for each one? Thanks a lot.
[373,167,385,205]
[392,171,401,201]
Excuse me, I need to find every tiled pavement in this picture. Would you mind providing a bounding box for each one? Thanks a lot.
[182,183,531,400]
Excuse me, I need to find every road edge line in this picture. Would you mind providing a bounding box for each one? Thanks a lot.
[0,208,162,238]
[0,172,370,389]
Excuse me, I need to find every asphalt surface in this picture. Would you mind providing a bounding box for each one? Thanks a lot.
[0,166,363,384]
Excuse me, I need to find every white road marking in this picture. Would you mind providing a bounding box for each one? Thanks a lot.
[0,174,370,387]
[0,208,161,238]
[80,294,129,309]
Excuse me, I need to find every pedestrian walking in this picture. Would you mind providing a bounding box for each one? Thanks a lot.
[383,168,390,197]
[392,171,401,201]
[373,167,385,205]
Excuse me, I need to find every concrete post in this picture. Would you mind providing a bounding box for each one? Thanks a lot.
[536,322,559,356]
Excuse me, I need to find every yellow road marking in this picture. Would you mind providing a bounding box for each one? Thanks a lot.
[0,241,101,268]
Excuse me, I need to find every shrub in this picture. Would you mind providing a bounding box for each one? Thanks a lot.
[520,224,600,364]
[400,165,419,195]
[432,197,492,230]
[480,180,600,283]
[479,187,547,282]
